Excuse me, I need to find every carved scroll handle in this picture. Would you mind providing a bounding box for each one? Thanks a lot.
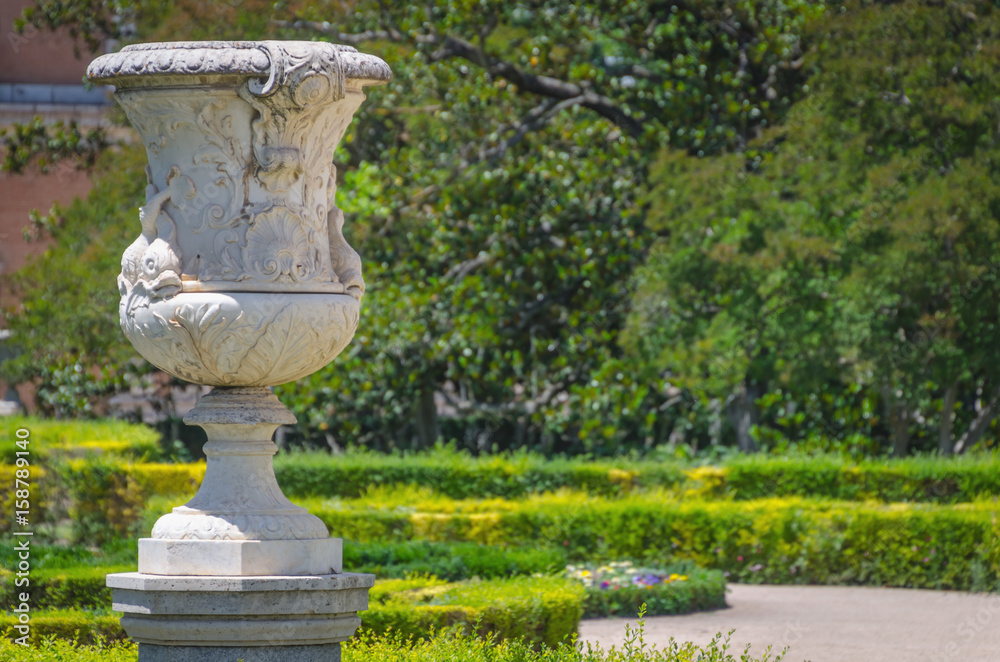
[247,41,346,105]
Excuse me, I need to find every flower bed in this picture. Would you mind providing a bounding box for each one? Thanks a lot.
[567,560,726,617]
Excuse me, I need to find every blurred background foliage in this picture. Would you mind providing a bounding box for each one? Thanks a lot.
[4,0,1000,458]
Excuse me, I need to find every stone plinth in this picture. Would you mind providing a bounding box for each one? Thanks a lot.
[109,572,375,661]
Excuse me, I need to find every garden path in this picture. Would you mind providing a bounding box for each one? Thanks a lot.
[578,583,1000,662]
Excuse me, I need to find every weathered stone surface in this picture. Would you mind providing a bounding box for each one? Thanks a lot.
[88,41,390,387]
[138,538,343,576]
[147,388,330,549]
[107,571,375,592]
[88,39,389,659]
[109,572,373,653]
[138,643,341,662]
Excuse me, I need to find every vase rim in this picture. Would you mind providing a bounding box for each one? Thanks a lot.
[87,39,392,88]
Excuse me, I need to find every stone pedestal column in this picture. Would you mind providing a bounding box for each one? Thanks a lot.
[87,41,391,661]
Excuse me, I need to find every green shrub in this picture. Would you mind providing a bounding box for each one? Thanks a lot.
[0,565,132,610]
[0,610,124,646]
[58,459,203,544]
[0,639,136,662]
[0,539,137,571]
[273,447,682,500]
[691,454,1000,504]
[0,417,162,538]
[305,491,1000,591]
[364,575,584,649]
[0,619,787,662]
[0,576,583,650]
[347,541,567,580]
[0,417,160,463]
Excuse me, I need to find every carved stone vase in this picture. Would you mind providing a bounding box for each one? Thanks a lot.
[87,41,391,662]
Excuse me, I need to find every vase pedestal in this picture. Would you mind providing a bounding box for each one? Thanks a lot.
[105,387,373,661]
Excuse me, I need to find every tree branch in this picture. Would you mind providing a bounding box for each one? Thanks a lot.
[272,19,643,137]
[438,381,564,416]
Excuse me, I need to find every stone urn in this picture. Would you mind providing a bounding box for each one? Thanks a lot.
[87,41,390,662]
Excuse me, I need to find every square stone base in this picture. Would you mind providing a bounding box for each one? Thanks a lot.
[138,537,342,576]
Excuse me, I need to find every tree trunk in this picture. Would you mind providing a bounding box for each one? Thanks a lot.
[727,382,760,453]
[938,380,959,456]
[891,404,910,457]
[954,383,1000,454]
[415,387,439,449]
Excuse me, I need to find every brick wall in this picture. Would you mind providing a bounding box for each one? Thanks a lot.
[0,0,93,85]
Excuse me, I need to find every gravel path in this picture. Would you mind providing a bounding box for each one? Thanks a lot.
[577,584,1000,662]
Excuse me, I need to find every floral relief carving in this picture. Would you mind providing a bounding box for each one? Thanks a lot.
[98,40,384,387]
[121,292,359,387]
[151,511,329,541]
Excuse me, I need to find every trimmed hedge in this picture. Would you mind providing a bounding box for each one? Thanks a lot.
[347,540,567,580]
[61,459,203,544]
[686,454,1000,504]
[1,576,583,650]
[0,418,168,538]
[365,576,584,649]
[273,448,676,499]
[29,445,1000,542]
[0,610,125,646]
[0,625,788,662]
[0,640,136,662]
[305,492,1000,591]
[272,449,1000,504]
[0,565,131,610]
[0,543,567,611]
[0,417,160,463]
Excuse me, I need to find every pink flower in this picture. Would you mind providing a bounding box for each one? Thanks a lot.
[737,555,743,562]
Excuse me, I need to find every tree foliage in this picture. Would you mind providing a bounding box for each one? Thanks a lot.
[631,0,1000,456]
[7,0,821,454]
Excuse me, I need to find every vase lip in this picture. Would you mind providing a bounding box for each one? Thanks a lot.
[87,39,392,88]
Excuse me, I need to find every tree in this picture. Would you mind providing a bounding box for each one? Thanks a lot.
[9,0,818,455]
[632,0,1000,455]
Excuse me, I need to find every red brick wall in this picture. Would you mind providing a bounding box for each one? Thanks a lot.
[0,0,95,85]
[0,166,94,308]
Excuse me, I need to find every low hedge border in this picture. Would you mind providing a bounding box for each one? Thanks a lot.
[304,493,1000,591]
[0,417,160,463]
[27,448,1000,541]
[0,610,125,646]
[366,576,584,649]
[347,540,567,580]
[272,449,678,499]
[0,543,725,622]
[0,565,132,611]
[0,623,787,662]
[1,576,584,649]
[272,449,1000,503]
